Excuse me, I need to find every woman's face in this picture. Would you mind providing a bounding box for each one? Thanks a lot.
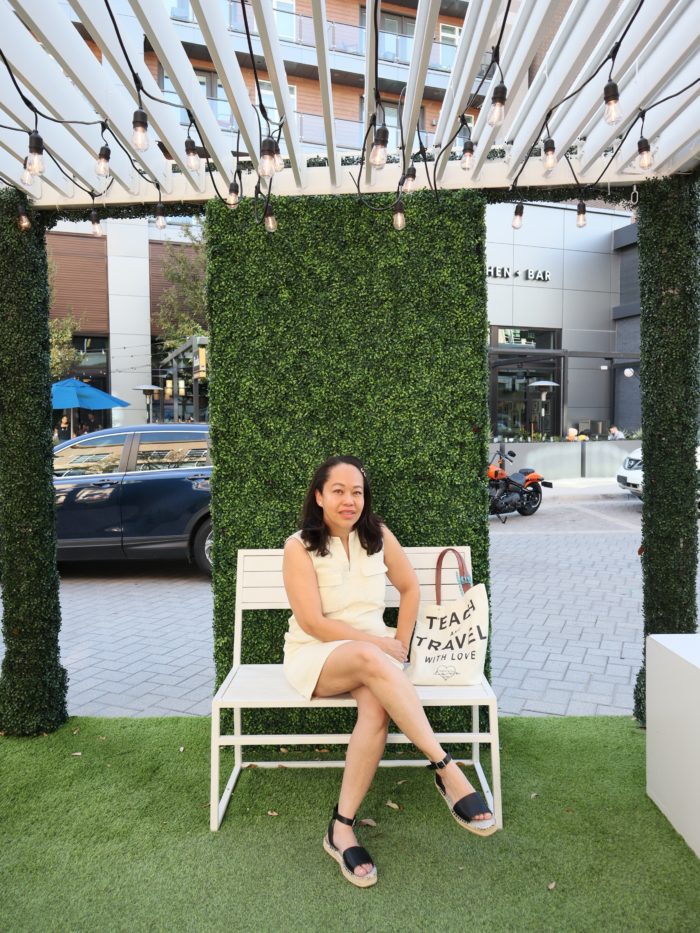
[61,417,69,427]
[315,463,365,536]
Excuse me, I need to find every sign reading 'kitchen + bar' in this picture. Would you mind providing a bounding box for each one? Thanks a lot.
[487,266,551,281]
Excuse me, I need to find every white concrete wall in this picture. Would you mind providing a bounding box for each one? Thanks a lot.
[105,218,151,425]
[486,202,630,427]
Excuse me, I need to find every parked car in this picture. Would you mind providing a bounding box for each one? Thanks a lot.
[616,440,700,502]
[53,424,212,573]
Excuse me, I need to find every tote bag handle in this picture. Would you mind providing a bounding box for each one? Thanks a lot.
[434,547,472,605]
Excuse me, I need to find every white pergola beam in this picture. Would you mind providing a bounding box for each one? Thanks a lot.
[189,0,260,164]
[648,98,700,174]
[432,0,502,181]
[400,0,441,165]
[504,0,623,182]
[578,2,700,174]
[68,0,204,191]
[468,0,568,181]
[0,1,135,192]
[549,0,682,162]
[126,0,233,185]
[8,0,172,192]
[310,0,338,187]
[250,0,308,188]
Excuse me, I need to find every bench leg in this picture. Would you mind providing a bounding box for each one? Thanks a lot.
[210,706,221,831]
[489,701,503,829]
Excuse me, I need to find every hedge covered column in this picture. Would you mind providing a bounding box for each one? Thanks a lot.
[207,190,490,735]
[634,176,700,724]
[0,190,67,735]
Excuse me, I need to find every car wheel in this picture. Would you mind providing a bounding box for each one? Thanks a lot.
[517,482,542,516]
[193,517,213,575]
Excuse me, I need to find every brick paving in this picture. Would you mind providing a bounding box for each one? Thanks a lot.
[0,481,657,718]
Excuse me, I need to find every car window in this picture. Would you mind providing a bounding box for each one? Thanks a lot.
[134,432,209,471]
[54,435,128,477]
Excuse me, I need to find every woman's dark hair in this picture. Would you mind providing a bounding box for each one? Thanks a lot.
[299,455,383,556]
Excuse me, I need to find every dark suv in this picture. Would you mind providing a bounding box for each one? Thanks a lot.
[53,424,212,573]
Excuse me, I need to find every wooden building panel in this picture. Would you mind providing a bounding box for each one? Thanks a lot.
[149,240,201,335]
[47,233,109,335]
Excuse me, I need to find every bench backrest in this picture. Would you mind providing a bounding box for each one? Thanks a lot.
[233,545,473,666]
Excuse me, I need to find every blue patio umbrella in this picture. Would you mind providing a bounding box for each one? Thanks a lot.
[51,377,130,410]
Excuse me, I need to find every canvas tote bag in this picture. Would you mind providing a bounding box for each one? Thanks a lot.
[407,547,489,686]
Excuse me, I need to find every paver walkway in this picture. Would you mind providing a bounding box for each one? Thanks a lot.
[1,482,659,717]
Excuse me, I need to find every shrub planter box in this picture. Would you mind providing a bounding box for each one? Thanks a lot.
[488,440,641,481]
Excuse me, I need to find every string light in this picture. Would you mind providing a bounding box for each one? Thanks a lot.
[154,201,167,230]
[264,205,278,233]
[90,208,104,237]
[20,157,33,187]
[487,82,507,128]
[401,165,416,194]
[512,202,524,230]
[131,108,149,151]
[95,144,111,178]
[603,80,621,126]
[258,136,277,177]
[460,139,475,170]
[637,136,653,171]
[184,136,201,172]
[27,130,45,175]
[17,203,31,231]
[273,141,285,173]
[226,180,240,208]
[369,124,389,169]
[576,200,587,228]
[392,202,406,231]
[543,137,556,171]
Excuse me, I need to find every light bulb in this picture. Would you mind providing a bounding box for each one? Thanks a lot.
[185,137,201,172]
[132,108,149,151]
[369,124,389,169]
[155,201,167,230]
[95,144,111,178]
[460,139,474,170]
[258,137,276,177]
[637,136,653,171]
[264,206,278,233]
[512,202,524,230]
[227,180,240,209]
[20,158,32,187]
[543,137,556,171]
[603,81,621,126]
[624,368,635,378]
[274,141,285,173]
[17,205,31,231]
[27,131,45,175]
[402,165,416,194]
[576,200,587,228]
[90,209,104,237]
[392,202,405,231]
[487,83,507,128]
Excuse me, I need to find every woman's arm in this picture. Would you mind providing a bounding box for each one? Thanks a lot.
[382,526,420,651]
[283,537,403,658]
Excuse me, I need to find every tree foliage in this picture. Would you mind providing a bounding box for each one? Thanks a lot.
[157,223,207,349]
[49,314,84,381]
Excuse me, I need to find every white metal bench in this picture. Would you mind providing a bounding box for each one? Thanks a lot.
[211,546,502,831]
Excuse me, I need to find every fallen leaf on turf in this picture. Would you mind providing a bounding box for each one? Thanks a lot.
[280,747,289,754]
[179,746,185,753]
[71,752,82,757]
[72,727,80,735]
[98,736,106,741]
[358,818,377,827]
[385,799,403,811]
[564,806,574,813]
[530,792,539,799]
[548,882,556,891]
[314,748,330,754]
[267,810,279,817]
[395,780,408,786]
[245,763,258,769]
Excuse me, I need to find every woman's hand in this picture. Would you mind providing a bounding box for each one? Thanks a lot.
[376,637,408,663]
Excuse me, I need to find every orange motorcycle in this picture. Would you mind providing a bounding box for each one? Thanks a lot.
[487,443,552,518]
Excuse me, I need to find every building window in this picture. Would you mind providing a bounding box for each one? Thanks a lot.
[359,8,415,64]
[259,80,297,130]
[439,23,461,70]
[162,71,236,133]
[359,97,424,153]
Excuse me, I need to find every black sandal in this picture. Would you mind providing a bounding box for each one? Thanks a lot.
[428,752,498,836]
[323,805,378,888]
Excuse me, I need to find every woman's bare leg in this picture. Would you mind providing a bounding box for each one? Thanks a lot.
[314,642,492,820]
[331,686,388,877]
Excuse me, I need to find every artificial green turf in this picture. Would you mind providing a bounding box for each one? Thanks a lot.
[1,716,699,933]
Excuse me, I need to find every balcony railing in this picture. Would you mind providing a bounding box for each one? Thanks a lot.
[166,1,491,76]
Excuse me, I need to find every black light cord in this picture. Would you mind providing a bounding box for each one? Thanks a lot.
[103,0,144,109]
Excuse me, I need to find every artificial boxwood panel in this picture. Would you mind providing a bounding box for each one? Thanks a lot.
[634,176,700,724]
[207,190,490,736]
[0,190,68,735]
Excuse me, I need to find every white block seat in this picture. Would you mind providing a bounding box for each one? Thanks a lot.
[211,547,502,831]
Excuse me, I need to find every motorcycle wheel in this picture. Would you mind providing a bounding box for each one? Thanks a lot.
[517,482,542,516]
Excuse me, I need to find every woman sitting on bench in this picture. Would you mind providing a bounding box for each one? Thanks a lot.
[282,455,496,888]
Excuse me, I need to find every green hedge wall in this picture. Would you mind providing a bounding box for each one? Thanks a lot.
[634,176,700,724]
[0,189,68,735]
[207,190,490,736]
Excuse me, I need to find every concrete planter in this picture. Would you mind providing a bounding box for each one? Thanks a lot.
[488,440,640,480]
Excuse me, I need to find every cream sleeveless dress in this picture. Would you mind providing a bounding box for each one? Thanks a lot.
[283,530,401,699]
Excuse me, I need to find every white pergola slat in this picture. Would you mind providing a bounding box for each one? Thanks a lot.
[250,0,307,188]
[8,0,172,193]
[1,0,698,209]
